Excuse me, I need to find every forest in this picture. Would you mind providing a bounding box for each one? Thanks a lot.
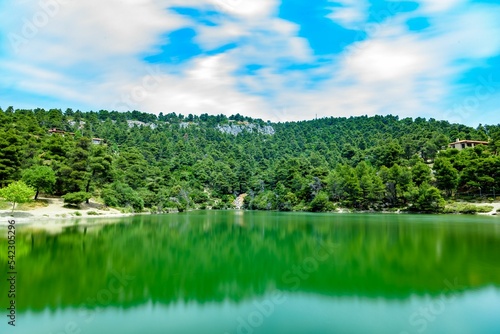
[0,106,499,213]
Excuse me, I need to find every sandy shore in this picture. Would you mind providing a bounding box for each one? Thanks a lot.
[475,202,500,215]
[0,196,135,229]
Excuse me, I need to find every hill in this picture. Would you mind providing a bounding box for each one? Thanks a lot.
[1,107,499,213]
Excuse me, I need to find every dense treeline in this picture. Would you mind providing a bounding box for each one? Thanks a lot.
[0,106,499,212]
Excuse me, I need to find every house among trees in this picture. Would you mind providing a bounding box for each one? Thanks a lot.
[449,139,489,150]
[48,128,74,136]
[92,138,104,145]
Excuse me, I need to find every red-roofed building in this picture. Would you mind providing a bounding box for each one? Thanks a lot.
[449,139,489,150]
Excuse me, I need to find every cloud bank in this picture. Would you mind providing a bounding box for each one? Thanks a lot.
[0,0,499,125]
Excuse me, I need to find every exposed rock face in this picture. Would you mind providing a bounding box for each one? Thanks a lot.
[233,193,248,209]
[216,123,275,136]
[127,120,157,129]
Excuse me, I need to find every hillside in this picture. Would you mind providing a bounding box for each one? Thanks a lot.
[0,107,499,213]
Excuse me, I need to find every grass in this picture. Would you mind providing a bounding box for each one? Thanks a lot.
[17,199,49,210]
[120,206,135,214]
[444,203,494,214]
[0,199,49,211]
[87,211,100,216]
[0,200,10,210]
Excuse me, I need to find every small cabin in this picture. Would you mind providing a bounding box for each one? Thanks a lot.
[449,139,489,150]
[92,138,103,145]
[48,128,74,136]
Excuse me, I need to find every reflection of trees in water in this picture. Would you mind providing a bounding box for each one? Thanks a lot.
[2,212,500,312]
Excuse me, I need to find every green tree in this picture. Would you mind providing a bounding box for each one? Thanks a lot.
[102,182,144,212]
[83,145,113,202]
[310,191,333,212]
[0,181,36,213]
[434,158,458,197]
[409,183,445,213]
[22,166,56,199]
[62,192,91,207]
[489,127,500,155]
[411,161,432,187]
[0,130,22,186]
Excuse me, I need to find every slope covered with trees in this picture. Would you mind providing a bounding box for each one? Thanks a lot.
[0,107,499,213]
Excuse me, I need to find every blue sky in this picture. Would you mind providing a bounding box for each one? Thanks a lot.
[0,0,499,125]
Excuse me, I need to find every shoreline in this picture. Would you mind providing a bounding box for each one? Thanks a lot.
[1,197,498,231]
[0,196,137,228]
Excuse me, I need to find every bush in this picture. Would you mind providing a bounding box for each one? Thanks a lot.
[250,191,276,210]
[443,203,494,214]
[190,190,209,204]
[62,192,91,207]
[87,211,100,215]
[101,182,144,212]
[212,200,225,210]
[310,192,335,212]
[74,211,82,216]
[408,184,445,213]
[0,181,36,213]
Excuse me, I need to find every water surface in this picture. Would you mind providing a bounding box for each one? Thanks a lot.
[2,211,500,334]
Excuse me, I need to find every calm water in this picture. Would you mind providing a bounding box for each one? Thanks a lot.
[2,211,500,334]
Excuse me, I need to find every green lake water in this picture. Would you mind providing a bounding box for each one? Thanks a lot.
[2,211,500,334]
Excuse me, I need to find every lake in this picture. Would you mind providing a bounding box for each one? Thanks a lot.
[2,211,500,334]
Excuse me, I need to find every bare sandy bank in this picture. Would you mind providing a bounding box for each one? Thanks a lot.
[0,196,135,230]
[475,202,500,215]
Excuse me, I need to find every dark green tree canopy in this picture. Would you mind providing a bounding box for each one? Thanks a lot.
[0,107,498,213]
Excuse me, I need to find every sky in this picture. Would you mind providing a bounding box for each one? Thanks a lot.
[0,0,499,126]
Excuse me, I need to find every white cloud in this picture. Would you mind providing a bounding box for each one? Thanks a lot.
[416,0,466,13]
[327,0,370,29]
[0,0,499,127]
[109,54,271,119]
[211,0,279,18]
[249,4,500,123]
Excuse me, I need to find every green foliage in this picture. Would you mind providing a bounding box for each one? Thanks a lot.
[0,130,22,185]
[408,183,445,213]
[434,158,459,197]
[62,192,91,206]
[443,203,494,214]
[101,182,144,212]
[0,180,36,213]
[22,166,56,199]
[411,161,432,187]
[309,192,335,212]
[248,191,276,210]
[0,107,498,213]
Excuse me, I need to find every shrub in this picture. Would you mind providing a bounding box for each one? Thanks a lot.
[408,184,445,213]
[74,211,82,216]
[476,205,494,213]
[87,211,99,215]
[443,203,494,214]
[310,192,335,212]
[190,190,209,204]
[62,192,91,207]
[0,181,36,213]
[102,182,144,212]
[250,191,276,210]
